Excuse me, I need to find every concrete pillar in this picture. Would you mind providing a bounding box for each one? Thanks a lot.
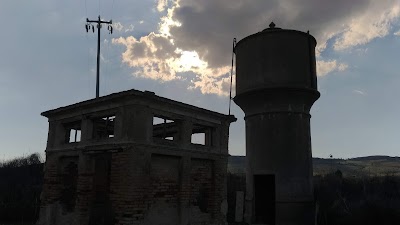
[76,152,94,225]
[81,117,93,142]
[204,128,212,147]
[211,126,221,152]
[178,118,192,148]
[46,120,66,149]
[235,191,245,222]
[179,156,191,225]
[219,121,230,154]
[118,105,153,142]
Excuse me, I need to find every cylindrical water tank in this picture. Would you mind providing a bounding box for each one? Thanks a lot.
[235,24,318,97]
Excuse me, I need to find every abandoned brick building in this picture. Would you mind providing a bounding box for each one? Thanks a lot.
[37,89,236,225]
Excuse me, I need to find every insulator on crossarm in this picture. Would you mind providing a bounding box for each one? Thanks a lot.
[85,24,88,32]
[92,25,95,33]
[111,26,113,34]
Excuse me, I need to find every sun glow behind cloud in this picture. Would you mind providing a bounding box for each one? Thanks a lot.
[113,0,233,96]
[171,49,207,72]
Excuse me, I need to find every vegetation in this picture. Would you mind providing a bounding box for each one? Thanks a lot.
[0,153,42,168]
[226,170,400,225]
[229,155,400,177]
[0,153,43,224]
[315,170,400,225]
[313,156,400,177]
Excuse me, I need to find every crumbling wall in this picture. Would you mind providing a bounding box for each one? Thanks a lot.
[109,148,147,225]
[190,159,213,224]
[37,154,79,225]
[144,154,180,225]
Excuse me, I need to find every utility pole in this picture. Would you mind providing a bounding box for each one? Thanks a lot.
[86,15,113,98]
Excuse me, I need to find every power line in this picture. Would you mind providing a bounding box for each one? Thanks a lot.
[111,0,116,20]
[83,0,90,97]
[84,0,88,18]
[104,31,113,96]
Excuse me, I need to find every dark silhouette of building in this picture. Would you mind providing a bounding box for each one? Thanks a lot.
[234,23,320,225]
[37,89,236,225]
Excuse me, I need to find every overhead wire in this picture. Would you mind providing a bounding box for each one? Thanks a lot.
[106,0,114,91]
[84,0,88,17]
[111,0,116,20]
[104,32,112,95]
[84,0,92,98]
[104,0,117,96]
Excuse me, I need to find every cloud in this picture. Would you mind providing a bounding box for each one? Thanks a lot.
[395,30,400,36]
[354,48,369,56]
[317,60,348,77]
[111,22,134,33]
[112,33,179,81]
[113,22,124,32]
[334,2,400,50]
[353,90,367,96]
[157,0,169,12]
[114,0,400,95]
[125,24,135,33]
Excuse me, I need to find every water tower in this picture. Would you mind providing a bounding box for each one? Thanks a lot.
[234,23,320,225]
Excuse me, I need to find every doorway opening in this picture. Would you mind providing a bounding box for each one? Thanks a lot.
[89,154,113,225]
[254,174,275,224]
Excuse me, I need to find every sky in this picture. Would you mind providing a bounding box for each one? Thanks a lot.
[1,0,400,160]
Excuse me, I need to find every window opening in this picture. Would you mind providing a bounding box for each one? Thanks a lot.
[93,115,115,140]
[191,133,205,145]
[191,124,213,146]
[69,129,81,143]
[153,116,176,141]
[64,121,82,143]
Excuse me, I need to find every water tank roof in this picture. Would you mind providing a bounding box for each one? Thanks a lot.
[235,22,317,50]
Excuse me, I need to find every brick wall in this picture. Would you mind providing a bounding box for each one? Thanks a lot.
[190,158,213,224]
[37,153,80,225]
[39,147,228,225]
[109,148,148,225]
[144,154,180,225]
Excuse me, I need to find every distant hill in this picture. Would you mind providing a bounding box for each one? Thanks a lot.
[228,155,400,177]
